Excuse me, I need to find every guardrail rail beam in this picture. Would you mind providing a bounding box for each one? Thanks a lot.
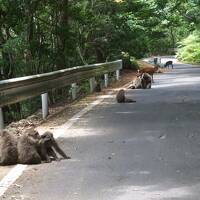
[0,60,122,127]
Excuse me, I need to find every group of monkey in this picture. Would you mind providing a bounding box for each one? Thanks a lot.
[0,60,173,165]
[0,129,70,166]
[116,71,153,103]
[116,60,174,103]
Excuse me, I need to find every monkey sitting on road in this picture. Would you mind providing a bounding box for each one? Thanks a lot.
[17,129,49,164]
[0,129,69,165]
[116,89,136,103]
[40,131,71,161]
[129,75,142,89]
[128,73,151,89]
[141,73,152,89]
[0,129,18,166]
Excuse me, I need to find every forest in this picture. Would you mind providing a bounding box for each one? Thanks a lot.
[0,0,200,122]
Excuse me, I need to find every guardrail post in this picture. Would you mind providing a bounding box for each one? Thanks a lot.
[41,93,49,119]
[116,70,120,80]
[0,108,4,130]
[71,83,77,100]
[104,74,108,87]
[158,56,161,64]
[89,77,96,93]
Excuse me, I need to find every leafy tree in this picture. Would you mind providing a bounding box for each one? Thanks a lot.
[0,0,197,122]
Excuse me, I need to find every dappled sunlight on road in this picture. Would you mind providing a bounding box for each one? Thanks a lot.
[107,183,195,200]
[154,76,200,89]
[115,111,136,114]
[54,127,105,138]
[154,82,199,89]
[97,94,115,99]
[4,58,200,200]
[127,170,151,175]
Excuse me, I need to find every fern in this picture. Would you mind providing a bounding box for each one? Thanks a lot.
[177,31,200,63]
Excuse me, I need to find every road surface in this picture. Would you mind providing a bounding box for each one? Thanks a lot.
[2,58,200,200]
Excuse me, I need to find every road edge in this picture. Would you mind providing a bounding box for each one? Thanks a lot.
[0,91,114,198]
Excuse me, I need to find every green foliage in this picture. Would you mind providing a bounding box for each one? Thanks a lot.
[79,80,90,94]
[177,31,200,63]
[0,0,199,122]
[130,56,140,70]
[175,0,200,64]
[121,52,139,70]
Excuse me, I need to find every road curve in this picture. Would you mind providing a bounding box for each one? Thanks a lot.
[2,58,200,200]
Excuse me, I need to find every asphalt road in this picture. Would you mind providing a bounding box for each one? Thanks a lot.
[3,58,200,200]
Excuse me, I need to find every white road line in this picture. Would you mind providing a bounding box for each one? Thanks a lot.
[0,165,27,197]
[0,91,114,197]
[54,91,113,138]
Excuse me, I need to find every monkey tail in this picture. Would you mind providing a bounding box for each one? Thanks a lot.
[125,98,136,103]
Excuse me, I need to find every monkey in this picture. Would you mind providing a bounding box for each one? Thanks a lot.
[95,82,101,92]
[116,89,136,103]
[128,77,142,89]
[138,65,158,82]
[134,75,143,89]
[129,73,151,89]
[17,129,49,164]
[153,57,158,65]
[164,61,173,69]
[95,76,104,92]
[141,73,152,89]
[0,129,18,166]
[40,131,71,161]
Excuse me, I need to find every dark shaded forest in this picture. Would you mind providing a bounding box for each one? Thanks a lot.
[1,0,200,122]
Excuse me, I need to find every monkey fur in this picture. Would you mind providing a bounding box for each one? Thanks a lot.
[116,89,136,103]
[141,73,152,89]
[17,129,44,164]
[0,129,18,166]
[40,131,71,161]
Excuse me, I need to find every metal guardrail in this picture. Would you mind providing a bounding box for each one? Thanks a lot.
[0,60,122,129]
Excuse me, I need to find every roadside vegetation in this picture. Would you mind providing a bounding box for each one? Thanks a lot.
[0,0,199,123]
[177,31,200,64]
[176,1,200,64]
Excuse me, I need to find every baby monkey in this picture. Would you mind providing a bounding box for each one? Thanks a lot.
[40,132,71,161]
[116,89,136,103]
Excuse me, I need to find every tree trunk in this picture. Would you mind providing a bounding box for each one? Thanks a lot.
[56,0,69,69]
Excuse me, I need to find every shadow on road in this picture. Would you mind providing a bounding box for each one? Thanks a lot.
[3,61,200,200]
